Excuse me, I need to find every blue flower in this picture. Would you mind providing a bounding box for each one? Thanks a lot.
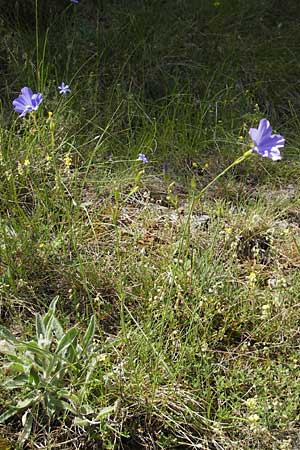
[70,0,80,3]
[137,153,149,163]
[58,82,71,95]
[12,87,43,117]
[249,119,285,161]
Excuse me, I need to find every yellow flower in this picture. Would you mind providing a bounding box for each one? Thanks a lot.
[64,154,71,170]
[17,162,24,175]
[246,271,256,287]
[248,414,260,423]
[246,397,257,408]
[45,154,52,162]
[24,159,30,167]
[261,303,271,318]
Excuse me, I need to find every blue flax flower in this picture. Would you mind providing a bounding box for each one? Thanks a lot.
[249,118,285,161]
[58,82,71,95]
[137,153,149,163]
[12,87,43,117]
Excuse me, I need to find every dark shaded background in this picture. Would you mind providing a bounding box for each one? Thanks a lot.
[1,0,300,132]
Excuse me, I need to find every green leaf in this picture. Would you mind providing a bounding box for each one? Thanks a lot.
[0,326,18,344]
[44,354,60,379]
[59,400,77,415]
[56,327,78,355]
[95,404,115,420]
[36,314,46,341]
[52,317,64,340]
[43,296,59,330]
[81,355,97,386]
[20,411,33,441]
[16,396,37,410]
[2,362,25,374]
[43,306,54,325]
[0,407,18,423]
[82,316,95,352]
[73,417,90,426]
[19,341,50,357]
[79,404,95,415]
[45,393,65,416]
[48,296,59,316]
[65,340,77,364]
[6,354,26,365]
[2,375,28,389]
[28,367,41,386]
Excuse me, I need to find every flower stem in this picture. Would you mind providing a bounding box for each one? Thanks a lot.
[178,149,253,258]
[195,149,253,201]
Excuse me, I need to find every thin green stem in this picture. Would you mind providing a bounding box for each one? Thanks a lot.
[195,149,253,201]
[178,150,253,258]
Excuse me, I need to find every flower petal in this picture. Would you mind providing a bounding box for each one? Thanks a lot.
[13,105,26,114]
[249,119,272,146]
[254,145,282,161]
[13,87,43,116]
[261,133,285,148]
[31,93,43,109]
[249,127,259,146]
[12,97,27,108]
[257,119,272,142]
[249,118,285,161]
[20,87,34,105]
